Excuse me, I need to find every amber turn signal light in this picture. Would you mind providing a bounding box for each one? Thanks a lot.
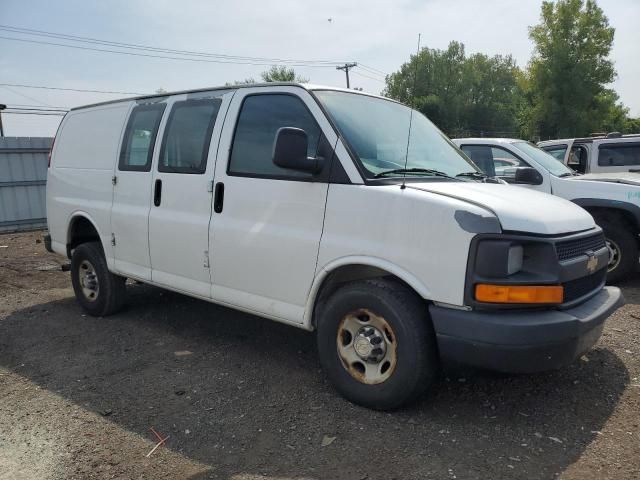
[475,284,564,304]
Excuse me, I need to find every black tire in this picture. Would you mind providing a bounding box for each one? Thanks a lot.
[599,221,638,283]
[316,278,438,410]
[70,241,126,316]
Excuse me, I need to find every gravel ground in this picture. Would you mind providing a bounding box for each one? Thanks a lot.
[0,231,638,480]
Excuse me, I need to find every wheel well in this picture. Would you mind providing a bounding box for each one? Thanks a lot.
[311,264,423,328]
[584,207,639,232]
[67,216,101,258]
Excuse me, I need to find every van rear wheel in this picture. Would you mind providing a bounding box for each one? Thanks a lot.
[71,242,126,316]
[317,278,438,410]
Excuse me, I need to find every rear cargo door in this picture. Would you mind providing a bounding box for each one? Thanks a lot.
[147,90,232,298]
[111,100,167,280]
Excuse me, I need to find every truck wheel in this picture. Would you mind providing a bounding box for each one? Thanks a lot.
[70,242,126,316]
[601,222,638,283]
[316,278,438,410]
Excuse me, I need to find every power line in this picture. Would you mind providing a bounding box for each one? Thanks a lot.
[5,106,68,112]
[358,63,389,76]
[0,34,347,68]
[0,82,146,96]
[352,70,386,84]
[0,24,347,66]
[6,103,70,109]
[3,111,66,116]
[0,84,55,107]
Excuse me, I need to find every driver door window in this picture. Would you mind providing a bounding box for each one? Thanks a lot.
[228,94,321,178]
[460,145,528,182]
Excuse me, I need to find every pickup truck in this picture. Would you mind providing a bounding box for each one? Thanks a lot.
[454,137,640,282]
[45,84,622,409]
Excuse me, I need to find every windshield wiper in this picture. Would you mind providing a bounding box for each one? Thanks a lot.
[373,167,456,179]
[558,171,580,177]
[456,171,487,179]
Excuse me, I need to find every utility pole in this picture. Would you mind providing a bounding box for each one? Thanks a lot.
[0,104,5,137]
[336,63,357,88]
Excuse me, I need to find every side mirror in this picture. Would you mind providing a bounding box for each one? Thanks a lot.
[272,127,324,174]
[514,167,543,185]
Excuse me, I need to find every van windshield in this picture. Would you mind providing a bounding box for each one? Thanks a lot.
[314,90,478,180]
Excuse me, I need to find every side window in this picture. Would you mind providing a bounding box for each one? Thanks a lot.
[159,98,222,174]
[229,94,321,178]
[598,143,640,167]
[460,145,528,181]
[119,103,166,171]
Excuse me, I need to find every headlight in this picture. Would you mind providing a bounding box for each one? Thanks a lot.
[507,245,523,275]
[475,240,524,277]
[468,236,562,306]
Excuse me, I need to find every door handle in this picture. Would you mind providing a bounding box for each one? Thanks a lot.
[154,179,162,207]
[214,182,224,213]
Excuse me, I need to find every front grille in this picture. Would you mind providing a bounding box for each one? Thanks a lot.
[555,233,606,261]
[562,268,606,303]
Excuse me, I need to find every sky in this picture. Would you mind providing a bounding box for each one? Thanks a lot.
[0,0,638,137]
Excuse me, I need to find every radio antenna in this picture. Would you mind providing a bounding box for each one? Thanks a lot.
[401,33,421,190]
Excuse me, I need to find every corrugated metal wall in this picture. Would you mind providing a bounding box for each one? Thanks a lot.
[0,137,53,232]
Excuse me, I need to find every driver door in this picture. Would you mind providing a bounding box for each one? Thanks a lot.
[209,87,338,324]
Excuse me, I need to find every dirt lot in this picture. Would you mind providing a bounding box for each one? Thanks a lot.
[0,231,638,480]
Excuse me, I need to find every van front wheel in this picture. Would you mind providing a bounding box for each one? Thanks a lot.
[71,242,126,316]
[317,279,438,410]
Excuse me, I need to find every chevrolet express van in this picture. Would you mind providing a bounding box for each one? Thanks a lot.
[46,83,623,409]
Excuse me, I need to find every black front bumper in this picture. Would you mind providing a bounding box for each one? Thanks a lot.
[429,286,624,373]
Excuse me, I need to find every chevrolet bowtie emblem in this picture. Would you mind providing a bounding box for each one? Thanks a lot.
[586,252,598,273]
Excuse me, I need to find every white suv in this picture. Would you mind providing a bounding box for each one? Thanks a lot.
[45,84,622,409]
[538,134,640,174]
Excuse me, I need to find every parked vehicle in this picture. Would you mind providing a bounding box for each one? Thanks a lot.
[454,137,640,282]
[46,84,623,409]
[538,133,640,174]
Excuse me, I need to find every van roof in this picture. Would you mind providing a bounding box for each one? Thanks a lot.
[69,82,390,112]
[452,137,524,144]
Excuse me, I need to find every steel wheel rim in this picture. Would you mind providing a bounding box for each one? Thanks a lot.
[606,238,621,272]
[79,259,99,302]
[336,308,397,385]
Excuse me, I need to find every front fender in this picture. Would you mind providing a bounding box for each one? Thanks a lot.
[572,198,640,228]
[302,255,432,330]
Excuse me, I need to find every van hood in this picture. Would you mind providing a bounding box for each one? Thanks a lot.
[573,172,640,186]
[407,182,595,235]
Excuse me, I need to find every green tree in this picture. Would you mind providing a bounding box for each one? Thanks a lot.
[226,66,308,86]
[383,41,521,137]
[625,117,640,134]
[261,66,308,83]
[526,0,616,138]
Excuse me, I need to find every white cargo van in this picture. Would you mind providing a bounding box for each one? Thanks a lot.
[46,84,623,409]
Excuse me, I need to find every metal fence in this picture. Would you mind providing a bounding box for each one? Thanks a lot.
[0,137,53,233]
